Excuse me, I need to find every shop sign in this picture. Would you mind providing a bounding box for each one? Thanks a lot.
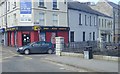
[6,28,17,31]
[0,28,5,33]
[33,26,40,31]
[20,0,32,22]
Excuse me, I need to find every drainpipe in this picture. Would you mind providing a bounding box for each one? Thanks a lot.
[113,10,115,43]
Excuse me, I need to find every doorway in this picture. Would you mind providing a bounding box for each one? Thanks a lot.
[22,34,30,46]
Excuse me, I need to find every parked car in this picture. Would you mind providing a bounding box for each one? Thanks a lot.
[16,41,54,55]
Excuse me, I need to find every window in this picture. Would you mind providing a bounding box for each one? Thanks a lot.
[85,15,87,25]
[89,33,91,41]
[53,0,57,9]
[39,0,44,7]
[70,31,74,42]
[39,13,45,26]
[102,19,103,27]
[90,16,91,26]
[64,0,67,4]
[8,2,10,11]
[108,35,111,42]
[105,19,106,28]
[99,18,100,27]
[13,1,16,9]
[53,14,58,26]
[79,14,82,25]
[94,17,96,26]
[13,13,16,24]
[93,32,95,41]
[111,21,113,28]
[83,32,85,41]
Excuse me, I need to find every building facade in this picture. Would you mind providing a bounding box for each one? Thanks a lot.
[68,2,113,42]
[98,16,113,42]
[91,0,120,43]
[0,0,69,47]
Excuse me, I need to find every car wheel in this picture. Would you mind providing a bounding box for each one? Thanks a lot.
[24,49,30,55]
[48,49,53,54]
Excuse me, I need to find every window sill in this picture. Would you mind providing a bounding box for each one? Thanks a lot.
[79,24,82,25]
[13,7,16,9]
[38,6,47,9]
[52,8,59,10]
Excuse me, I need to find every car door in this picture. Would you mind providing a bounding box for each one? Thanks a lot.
[38,42,46,53]
[30,42,41,53]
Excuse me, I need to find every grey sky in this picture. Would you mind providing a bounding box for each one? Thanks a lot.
[74,0,119,4]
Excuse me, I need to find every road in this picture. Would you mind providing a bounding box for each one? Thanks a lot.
[1,46,82,72]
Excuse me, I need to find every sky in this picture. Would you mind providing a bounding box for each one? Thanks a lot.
[73,0,119,4]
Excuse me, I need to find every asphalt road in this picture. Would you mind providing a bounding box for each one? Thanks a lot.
[1,46,81,72]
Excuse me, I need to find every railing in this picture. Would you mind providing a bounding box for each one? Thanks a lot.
[63,41,120,57]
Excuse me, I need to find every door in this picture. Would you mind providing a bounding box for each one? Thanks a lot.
[22,34,30,46]
[30,42,41,53]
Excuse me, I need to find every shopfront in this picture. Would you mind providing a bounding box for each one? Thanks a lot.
[6,26,69,47]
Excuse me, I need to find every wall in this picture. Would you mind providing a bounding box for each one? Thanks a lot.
[69,9,98,42]
[98,14,113,42]
[33,0,68,27]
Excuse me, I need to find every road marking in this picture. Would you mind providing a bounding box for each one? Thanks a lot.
[56,63,64,67]
[24,57,32,60]
[60,68,65,70]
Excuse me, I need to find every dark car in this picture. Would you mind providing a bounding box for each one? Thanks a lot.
[16,41,54,55]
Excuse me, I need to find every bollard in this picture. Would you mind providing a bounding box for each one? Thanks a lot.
[55,37,64,56]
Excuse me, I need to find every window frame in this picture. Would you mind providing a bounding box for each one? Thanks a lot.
[79,14,82,25]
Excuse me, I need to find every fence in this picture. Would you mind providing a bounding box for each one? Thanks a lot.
[63,41,120,57]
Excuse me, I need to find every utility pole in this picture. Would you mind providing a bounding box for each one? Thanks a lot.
[5,0,7,29]
[4,0,8,46]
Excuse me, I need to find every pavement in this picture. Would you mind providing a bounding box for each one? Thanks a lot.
[44,55,119,72]
[1,46,119,72]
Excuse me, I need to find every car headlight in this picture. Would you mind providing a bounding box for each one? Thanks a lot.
[19,47,24,50]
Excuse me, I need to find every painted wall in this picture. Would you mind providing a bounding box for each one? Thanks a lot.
[68,9,98,42]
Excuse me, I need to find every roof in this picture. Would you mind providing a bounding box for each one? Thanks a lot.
[108,2,120,9]
[68,2,112,18]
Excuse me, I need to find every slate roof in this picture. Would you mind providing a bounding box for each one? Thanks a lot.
[68,2,112,18]
[108,2,120,9]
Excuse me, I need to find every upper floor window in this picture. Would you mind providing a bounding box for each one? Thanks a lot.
[99,18,100,27]
[64,0,67,4]
[13,1,16,9]
[105,19,106,28]
[94,17,96,26]
[53,0,58,10]
[39,13,45,26]
[39,0,44,7]
[53,14,58,26]
[90,16,91,26]
[8,2,10,11]
[85,15,87,26]
[79,14,82,25]
[102,19,103,27]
